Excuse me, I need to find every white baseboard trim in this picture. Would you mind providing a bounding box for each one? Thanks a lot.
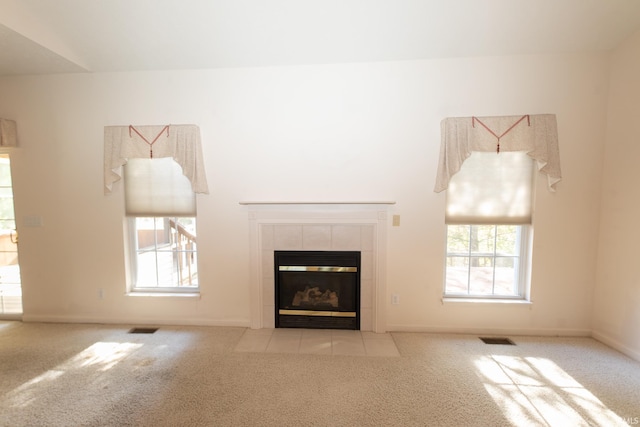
[21,314,251,328]
[591,330,640,363]
[386,324,592,337]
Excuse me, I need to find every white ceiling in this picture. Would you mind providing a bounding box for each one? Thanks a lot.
[1,0,640,76]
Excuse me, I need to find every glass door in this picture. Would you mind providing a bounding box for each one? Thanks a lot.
[0,154,21,316]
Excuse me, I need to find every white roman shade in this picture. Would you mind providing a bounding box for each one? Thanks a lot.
[445,151,534,224]
[124,157,196,216]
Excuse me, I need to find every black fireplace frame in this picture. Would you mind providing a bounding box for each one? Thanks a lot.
[274,250,361,330]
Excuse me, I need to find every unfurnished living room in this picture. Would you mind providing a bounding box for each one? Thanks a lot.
[1,0,640,426]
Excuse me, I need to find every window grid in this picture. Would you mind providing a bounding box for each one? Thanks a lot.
[445,225,525,299]
[130,217,198,292]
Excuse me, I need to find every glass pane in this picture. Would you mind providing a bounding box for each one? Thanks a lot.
[168,217,197,287]
[135,217,161,251]
[0,229,19,286]
[0,154,21,314]
[133,217,198,288]
[496,225,517,255]
[135,250,159,286]
[445,257,469,294]
[494,257,518,295]
[156,250,179,287]
[0,220,15,231]
[446,225,470,254]
[176,217,196,234]
[0,192,15,223]
[0,282,22,313]
[0,187,14,198]
[445,225,524,298]
[0,157,12,187]
[469,257,494,294]
[470,225,495,255]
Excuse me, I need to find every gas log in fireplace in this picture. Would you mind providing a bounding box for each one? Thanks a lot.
[275,250,361,330]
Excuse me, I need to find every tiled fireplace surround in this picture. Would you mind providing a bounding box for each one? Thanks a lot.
[246,203,392,333]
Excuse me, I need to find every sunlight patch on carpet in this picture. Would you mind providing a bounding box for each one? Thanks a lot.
[6,341,143,409]
[474,355,627,426]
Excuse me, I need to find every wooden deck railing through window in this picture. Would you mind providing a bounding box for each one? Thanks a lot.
[169,219,197,287]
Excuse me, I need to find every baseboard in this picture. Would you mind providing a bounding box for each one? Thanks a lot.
[591,330,640,363]
[21,314,251,328]
[0,313,23,321]
[386,324,592,337]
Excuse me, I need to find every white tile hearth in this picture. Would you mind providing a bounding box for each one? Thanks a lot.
[234,328,400,357]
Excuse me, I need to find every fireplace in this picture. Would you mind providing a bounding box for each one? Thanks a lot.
[244,201,393,332]
[275,250,360,330]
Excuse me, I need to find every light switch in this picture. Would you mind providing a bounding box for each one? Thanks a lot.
[392,215,400,226]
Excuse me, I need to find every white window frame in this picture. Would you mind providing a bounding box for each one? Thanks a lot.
[443,224,531,300]
[126,216,199,293]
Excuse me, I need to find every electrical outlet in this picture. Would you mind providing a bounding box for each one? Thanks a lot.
[391,293,400,304]
[98,288,104,300]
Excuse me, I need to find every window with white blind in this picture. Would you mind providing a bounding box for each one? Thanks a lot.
[444,151,533,299]
[124,158,199,292]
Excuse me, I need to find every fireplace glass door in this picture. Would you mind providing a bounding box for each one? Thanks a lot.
[275,251,360,330]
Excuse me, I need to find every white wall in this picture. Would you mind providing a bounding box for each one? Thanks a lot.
[593,29,640,359]
[0,52,610,334]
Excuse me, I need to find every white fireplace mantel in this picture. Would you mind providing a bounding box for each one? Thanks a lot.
[244,201,393,333]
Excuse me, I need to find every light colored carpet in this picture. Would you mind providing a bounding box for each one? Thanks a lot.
[0,321,639,426]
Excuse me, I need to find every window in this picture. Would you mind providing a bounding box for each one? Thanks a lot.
[124,158,199,292]
[436,114,562,300]
[445,225,528,298]
[443,151,534,299]
[128,217,198,290]
[104,124,208,292]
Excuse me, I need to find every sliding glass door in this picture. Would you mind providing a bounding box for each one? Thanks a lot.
[0,154,21,317]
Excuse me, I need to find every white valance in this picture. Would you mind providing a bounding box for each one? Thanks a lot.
[434,114,561,193]
[0,119,17,147]
[104,124,209,194]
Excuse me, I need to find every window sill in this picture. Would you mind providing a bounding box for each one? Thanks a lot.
[442,297,532,305]
[126,292,200,298]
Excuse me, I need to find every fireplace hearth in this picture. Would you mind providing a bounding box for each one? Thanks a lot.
[275,250,361,330]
